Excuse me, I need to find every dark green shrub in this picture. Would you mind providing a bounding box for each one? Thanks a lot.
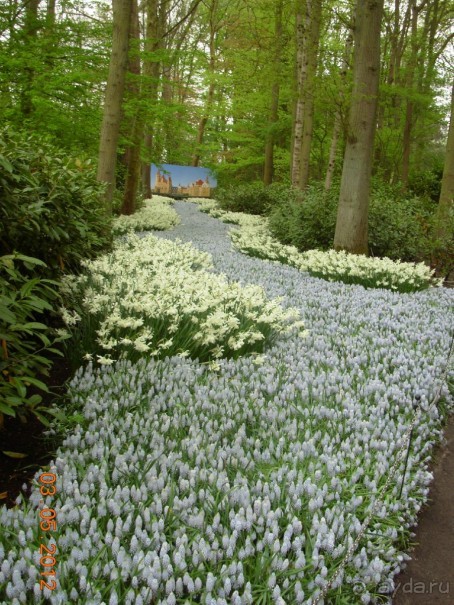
[0,128,112,425]
[0,254,68,424]
[216,181,292,215]
[0,127,112,275]
[408,166,443,202]
[368,192,432,261]
[268,179,439,263]
[268,183,337,251]
[423,211,454,278]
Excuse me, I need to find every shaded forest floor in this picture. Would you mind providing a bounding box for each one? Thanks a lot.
[0,356,72,508]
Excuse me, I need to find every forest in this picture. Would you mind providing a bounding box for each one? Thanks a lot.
[1,1,454,604]
[0,0,453,252]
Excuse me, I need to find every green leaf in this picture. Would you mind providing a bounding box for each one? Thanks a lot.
[19,278,41,298]
[10,322,48,331]
[27,299,54,312]
[0,305,17,324]
[31,410,51,426]
[24,377,49,391]
[47,347,64,356]
[10,377,26,398]
[2,451,28,459]
[26,394,43,406]
[8,254,46,267]
[0,155,13,173]
[0,401,16,416]
[5,396,25,405]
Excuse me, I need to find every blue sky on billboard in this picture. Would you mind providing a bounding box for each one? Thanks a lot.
[150,164,217,188]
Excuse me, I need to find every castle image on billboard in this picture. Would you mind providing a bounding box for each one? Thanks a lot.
[151,164,216,198]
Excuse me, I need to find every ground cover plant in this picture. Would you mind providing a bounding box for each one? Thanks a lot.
[112,197,181,235]
[194,199,441,293]
[0,202,453,605]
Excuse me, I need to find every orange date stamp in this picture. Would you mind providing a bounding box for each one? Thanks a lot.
[38,471,57,591]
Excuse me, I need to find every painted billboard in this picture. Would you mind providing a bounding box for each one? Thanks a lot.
[151,164,217,198]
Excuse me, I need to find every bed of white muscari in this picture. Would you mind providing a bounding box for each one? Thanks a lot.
[59,233,303,364]
[195,200,440,293]
[1,202,453,605]
[112,197,180,235]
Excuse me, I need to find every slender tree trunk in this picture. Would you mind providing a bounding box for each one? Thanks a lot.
[400,0,420,190]
[291,0,322,190]
[121,0,142,215]
[97,0,132,210]
[192,0,217,167]
[324,29,353,191]
[291,6,305,186]
[264,0,283,185]
[192,75,215,167]
[141,0,160,198]
[324,115,341,192]
[298,0,321,189]
[333,0,384,254]
[160,0,176,161]
[21,0,41,116]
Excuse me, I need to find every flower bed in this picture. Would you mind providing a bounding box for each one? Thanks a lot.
[195,200,440,293]
[59,233,304,364]
[1,202,453,605]
[112,197,180,235]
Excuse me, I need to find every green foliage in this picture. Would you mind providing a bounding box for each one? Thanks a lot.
[423,211,454,278]
[0,254,69,424]
[0,127,112,425]
[368,186,433,262]
[0,1,110,156]
[268,180,443,264]
[0,127,112,275]
[268,183,337,250]
[216,181,299,216]
[408,165,443,202]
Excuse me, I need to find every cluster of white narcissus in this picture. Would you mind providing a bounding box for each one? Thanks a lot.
[1,202,453,605]
[195,199,440,292]
[59,232,304,363]
[112,197,181,235]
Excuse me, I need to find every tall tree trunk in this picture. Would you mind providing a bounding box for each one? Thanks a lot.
[141,0,160,198]
[263,0,283,185]
[298,0,322,190]
[291,5,305,186]
[192,0,217,167]
[435,83,454,239]
[333,0,384,254]
[21,0,41,116]
[400,0,420,190]
[291,0,322,190]
[121,0,142,215]
[324,29,353,191]
[97,0,132,210]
